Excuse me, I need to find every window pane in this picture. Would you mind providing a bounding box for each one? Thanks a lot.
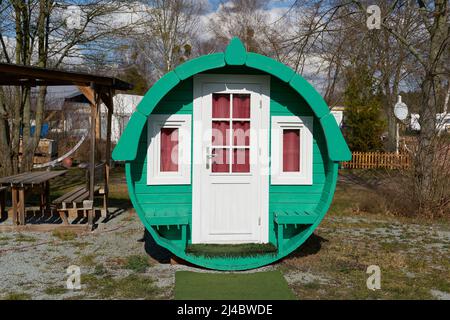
[160,128,178,172]
[283,129,300,172]
[212,121,230,146]
[212,93,230,118]
[233,94,250,118]
[212,148,229,173]
[233,121,250,146]
[232,149,250,173]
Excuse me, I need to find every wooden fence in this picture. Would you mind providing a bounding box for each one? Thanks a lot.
[341,152,411,169]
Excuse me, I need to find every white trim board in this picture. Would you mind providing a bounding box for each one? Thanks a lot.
[147,114,192,185]
[271,116,313,185]
[192,74,270,244]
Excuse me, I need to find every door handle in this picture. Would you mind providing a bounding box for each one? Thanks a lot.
[206,147,216,169]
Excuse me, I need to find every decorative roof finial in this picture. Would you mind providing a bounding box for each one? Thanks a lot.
[225,37,247,65]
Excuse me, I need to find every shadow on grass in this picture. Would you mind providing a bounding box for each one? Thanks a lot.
[287,233,329,259]
[143,229,172,264]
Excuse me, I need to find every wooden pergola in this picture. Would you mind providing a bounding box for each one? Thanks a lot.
[0,63,133,225]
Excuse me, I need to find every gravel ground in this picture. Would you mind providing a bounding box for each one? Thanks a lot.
[1,207,449,300]
[0,209,147,299]
[0,209,276,300]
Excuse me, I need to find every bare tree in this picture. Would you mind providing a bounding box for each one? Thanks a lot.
[282,0,449,215]
[208,0,271,53]
[129,0,206,82]
[0,0,136,176]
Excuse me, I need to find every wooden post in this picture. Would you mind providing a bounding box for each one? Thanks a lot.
[88,90,98,226]
[96,98,102,161]
[0,188,6,220]
[12,187,18,225]
[40,183,45,214]
[104,90,113,217]
[277,223,283,252]
[18,188,25,225]
[45,181,50,213]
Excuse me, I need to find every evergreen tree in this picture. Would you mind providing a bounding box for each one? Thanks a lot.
[343,67,385,152]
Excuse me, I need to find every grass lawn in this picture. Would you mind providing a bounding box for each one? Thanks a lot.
[1,168,448,300]
[279,175,450,300]
[174,271,296,300]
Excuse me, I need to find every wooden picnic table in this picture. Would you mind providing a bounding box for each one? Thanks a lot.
[0,170,67,225]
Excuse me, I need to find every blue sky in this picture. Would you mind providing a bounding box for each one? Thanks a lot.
[207,0,297,12]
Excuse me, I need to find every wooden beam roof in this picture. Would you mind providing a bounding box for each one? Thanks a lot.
[0,63,133,91]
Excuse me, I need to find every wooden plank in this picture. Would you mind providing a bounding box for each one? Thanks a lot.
[28,170,67,184]
[0,171,33,184]
[137,194,192,204]
[0,170,67,185]
[18,188,25,225]
[77,86,96,106]
[64,187,89,203]
[0,171,41,185]
[0,62,132,90]
[20,171,60,185]
[146,215,190,226]
[0,224,90,233]
[274,210,317,225]
[20,171,50,184]
[72,186,100,203]
[104,89,113,217]
[59,211,70,225]
[12,187,18,225]
[53,186,85,204]
[0,187,6,218]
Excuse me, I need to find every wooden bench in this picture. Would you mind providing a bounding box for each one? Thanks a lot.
[53,163,107,225]
[53,186,100,224]
[145,210,190,248]
[0,186,7,218]
[274,210,318,251]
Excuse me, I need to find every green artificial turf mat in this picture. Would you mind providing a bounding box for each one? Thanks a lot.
[174,270,296,300]
[185,243,278,257]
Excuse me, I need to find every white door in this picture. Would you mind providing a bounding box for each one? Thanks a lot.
[192,75,270,244]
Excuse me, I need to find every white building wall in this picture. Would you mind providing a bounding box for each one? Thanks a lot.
[101,94,143,143]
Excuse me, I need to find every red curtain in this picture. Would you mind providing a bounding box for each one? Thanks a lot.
[232,149,250,173]
[212,148,229,173]
[283,129,300,172]
[233,121,250,146]
[233,94,250,118]
[160,128,179,172]
[212,121,230,146]
[212,94,230,118]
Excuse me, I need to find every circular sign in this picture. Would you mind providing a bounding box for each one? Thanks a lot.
[394,96,408,121]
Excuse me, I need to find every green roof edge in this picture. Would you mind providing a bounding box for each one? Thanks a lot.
[113,38,351,162]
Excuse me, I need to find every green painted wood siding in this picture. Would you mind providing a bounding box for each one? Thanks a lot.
[130,75,330,245]
[130,80,194,246]
[268,77,328,243]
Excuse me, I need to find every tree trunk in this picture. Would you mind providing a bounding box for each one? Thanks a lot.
[20,0,50,172]
[386,111,397,152]
[0,89,12,177]
[415,76,437,214]
[21,86,32,171]
[11,87,21,175]
[382,85,398,152]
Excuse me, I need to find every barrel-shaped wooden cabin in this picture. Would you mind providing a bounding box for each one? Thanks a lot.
[113,38,351,270]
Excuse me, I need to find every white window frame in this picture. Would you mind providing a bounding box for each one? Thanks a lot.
[271,116,313,185]
[147,114,191,185]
